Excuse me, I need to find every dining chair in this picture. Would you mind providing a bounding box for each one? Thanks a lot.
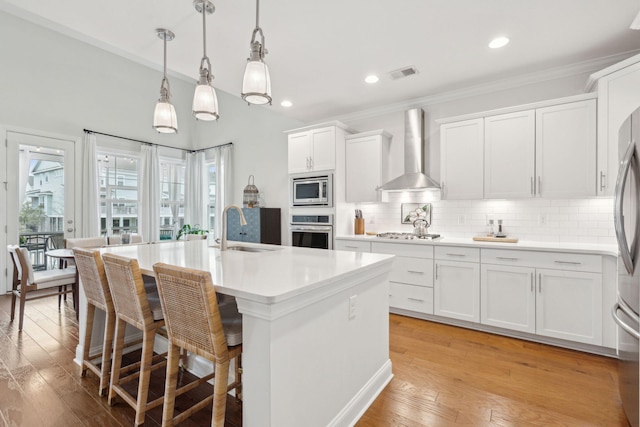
[7,245,76,331]
[102,253,167,426]
[72,248,118,396]
[153,262,242,427]
[107,234,144,245]
[64,236,107,249]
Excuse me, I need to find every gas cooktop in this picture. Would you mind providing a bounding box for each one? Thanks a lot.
[376,232,441,240]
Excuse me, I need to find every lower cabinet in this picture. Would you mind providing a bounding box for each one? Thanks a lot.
[480,250,603,346]
[434,260,480,322]
[481,264,536,333]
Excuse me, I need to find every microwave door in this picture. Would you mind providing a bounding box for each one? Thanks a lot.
[296,182,320,201]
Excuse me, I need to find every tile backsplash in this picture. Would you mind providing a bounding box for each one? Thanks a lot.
[355,191,615,245]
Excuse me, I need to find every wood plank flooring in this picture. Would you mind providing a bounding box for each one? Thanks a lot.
[0,294,629,426]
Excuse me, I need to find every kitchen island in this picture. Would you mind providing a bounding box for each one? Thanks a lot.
[86,240,394,427]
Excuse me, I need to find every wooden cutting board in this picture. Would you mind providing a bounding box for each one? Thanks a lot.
[473,235,518,243]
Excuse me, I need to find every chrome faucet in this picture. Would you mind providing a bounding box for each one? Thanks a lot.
[220,204,247,251]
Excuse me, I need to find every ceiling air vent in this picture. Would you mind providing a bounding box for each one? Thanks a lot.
[388,66,418,80]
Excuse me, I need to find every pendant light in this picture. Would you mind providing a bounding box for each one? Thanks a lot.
[192,0,219,121]
[153,29,178,133]
[241,0,272,105]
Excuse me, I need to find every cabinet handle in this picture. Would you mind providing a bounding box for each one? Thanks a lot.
[553,260,582,265]
[538,176,541,194]
[407,270,425,275]
[435,264,438,280]
[408,297,425,302]
[530,177,534,195]
[345,245,359,249]
[446,253,466,257]
[441,182,445,197]
[600,171,606,192]
[309,157,313,169]
[496,256,518,261]
[530,272,534,292]
[538,273,542,293]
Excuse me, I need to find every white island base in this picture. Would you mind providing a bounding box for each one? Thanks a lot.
[76,241,394,427]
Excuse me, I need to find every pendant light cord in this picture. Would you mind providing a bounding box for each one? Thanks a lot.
[202,1,207,59]
[255,0,260,29]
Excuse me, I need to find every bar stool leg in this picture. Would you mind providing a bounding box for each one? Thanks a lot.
[81,303,96,377]
[109,318,127,406]
[99,309,116,396]
[212,360,230,427]
[135,329,157,426]
[161,344,181,427]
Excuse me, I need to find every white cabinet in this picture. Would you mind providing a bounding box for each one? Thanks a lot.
[440,118,484,199]
[345,130,392,203]
[589,54,640,196]
[484,110,535,198]
[334,239,371,253]
[287,126,337,173]
[440,96,596,200]
[434,246,480,322]
[480,249,603,346]
[535,100,596,198]
[536,269,602,345]
[481,264,536,333]
[371,242,434,315]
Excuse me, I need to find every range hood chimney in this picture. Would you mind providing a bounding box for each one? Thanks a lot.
[376,108,440,191]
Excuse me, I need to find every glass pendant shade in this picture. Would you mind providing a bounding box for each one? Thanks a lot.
[242,59,271,105]
[153,100,178,133]
[193,83,219,121]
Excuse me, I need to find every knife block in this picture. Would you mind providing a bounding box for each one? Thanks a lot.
[354,218,365,235]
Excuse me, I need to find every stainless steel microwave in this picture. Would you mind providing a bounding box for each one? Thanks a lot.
[291,174,333,207]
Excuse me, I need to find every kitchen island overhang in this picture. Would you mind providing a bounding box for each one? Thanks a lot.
[87,240,394,427]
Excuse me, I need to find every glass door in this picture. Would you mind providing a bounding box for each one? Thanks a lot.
[3,129,76,294]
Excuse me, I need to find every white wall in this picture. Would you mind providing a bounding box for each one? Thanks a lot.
[338,72,616,243]
[0,10,302,244]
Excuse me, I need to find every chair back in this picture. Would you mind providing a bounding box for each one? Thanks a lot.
[185,234,207,241]
[102,253,154,330]
[65,236,107,249]
[107,234,144,245]
[14,247,35,286]
[73,248,113,311]
[153,263,229,361]
[7,245,22,287]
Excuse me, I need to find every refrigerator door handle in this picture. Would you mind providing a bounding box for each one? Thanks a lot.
[614,141,639,275]
[612,302,640,340]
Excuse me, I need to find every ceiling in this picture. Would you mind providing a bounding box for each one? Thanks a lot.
[2,0,640,123]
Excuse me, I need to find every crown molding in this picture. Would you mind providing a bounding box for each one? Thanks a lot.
[327,49,640,124]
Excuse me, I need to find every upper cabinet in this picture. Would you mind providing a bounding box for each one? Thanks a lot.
[588,53,640,196]
[287,123,355,174]
[440,118,484,200]
[345,130,392,203]
[440,95,597,200]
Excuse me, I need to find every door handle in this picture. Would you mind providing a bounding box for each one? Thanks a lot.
[538,273,541,293]
[67,228,74,232]
[530,176,534,195]
[537,176,541,195]
[612,302,640,339]
[600,171,606,192]
[530,272,534,292]
[614,141,640,275]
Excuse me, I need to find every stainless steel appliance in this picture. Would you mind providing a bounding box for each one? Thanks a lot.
[376,232,441,240]
[612,107,640,427]
[290,215,333,249]
[291,174,333,207]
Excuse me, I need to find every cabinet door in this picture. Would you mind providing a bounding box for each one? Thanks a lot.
[535,100,596,198]
[484,110,535,199]
[241,208,261,243]
[310,127,336,171]
[345,135,388,203]
[389,282,433,314]
[434,260,480,322]
[288,132,312,174]
[440,119,484,199]
[226,209,245,242]
[481,264,536,333]
[536,269,602,345]
[334,240,371,252]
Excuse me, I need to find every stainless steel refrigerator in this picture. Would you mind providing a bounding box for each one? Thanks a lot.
[613,106,640,427]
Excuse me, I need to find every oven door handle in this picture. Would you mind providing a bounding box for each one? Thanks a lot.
[612,302,640,339]
[289,225,333,232]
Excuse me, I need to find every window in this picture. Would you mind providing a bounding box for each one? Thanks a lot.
[98,153,139,235]
[207,161,216,232]
[159,159,185,240]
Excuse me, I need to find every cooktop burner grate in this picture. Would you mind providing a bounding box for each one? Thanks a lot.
[376,232,441,240]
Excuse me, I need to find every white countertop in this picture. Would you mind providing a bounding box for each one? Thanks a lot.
[100,240,394,304]
[336,234,618,257]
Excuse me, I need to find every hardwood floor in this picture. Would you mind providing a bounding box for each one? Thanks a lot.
[0,294,629,426]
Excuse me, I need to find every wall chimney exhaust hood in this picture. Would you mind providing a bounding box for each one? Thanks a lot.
[376,108,440,191]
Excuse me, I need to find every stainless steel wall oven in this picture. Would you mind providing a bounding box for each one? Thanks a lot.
[289,215,333,250]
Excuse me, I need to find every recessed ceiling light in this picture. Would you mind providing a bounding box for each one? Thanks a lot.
[280,100,293,107]
[489,36,509,49]
[365,75,379,84]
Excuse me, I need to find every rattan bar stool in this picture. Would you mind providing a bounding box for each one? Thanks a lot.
[153,263,242,427]
[102,253,168,426]
[73,248,117,396]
